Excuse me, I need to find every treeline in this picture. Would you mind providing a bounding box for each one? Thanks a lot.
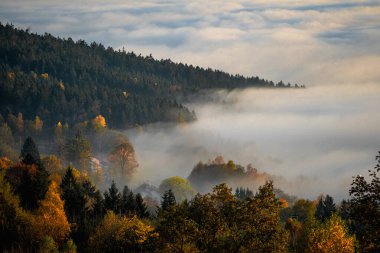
[0,23,302,128]
[0,137,379,252]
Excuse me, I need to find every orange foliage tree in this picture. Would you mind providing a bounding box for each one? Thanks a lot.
[31,181,71,245]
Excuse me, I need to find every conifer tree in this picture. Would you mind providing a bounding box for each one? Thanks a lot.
[60,167,85,222]
[104,181,122,214]
[161,189,176,211]
[315,195,336,222]
[135,193,149,218]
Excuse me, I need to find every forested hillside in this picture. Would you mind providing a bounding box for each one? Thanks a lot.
[0,23,300,128]
[1,137,379,252]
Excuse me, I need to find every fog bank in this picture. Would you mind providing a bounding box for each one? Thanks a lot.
[126,83,380,201]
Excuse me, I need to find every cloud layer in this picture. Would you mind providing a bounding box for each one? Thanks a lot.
[127,83,380,200]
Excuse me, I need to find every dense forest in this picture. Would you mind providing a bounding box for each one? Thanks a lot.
[0,136,379,252]
[1,22,379,253]
[0,23,302,129]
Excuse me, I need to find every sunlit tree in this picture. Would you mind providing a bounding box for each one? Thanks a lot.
[159,176,196,202]
[88,211,157,253]
[32,181,71,244]
[307,214,355,253]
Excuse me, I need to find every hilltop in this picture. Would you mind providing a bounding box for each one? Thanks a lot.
[0,23,301,128]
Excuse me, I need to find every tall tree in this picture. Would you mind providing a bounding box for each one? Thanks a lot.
[135,193,149,218]
[104,181,122,214]
[349,151,380,252]
[20,136,41,165]
[161,189,176,211]
[315,194,336,222]
[31,181,71,245]
[108,142,138,183]
[307,214,354,253]
[64,131,91,171]
[60,167,85,222]
[6,137,49,210]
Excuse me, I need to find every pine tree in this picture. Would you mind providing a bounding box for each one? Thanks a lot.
[315,195,336,222]
[349,151,380,252]
[104,181,121,214]
[12,137,50,210]
[161,189,176,211]
[121,185,130,215]
[135,193,149,218]
[20,136,41,165]
[60,167,85,222]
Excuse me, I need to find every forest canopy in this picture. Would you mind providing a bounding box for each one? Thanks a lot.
[0,23,301,129]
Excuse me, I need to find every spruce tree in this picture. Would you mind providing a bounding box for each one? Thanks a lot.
[135,193,149,218]
[104,181,121,214]
[17,137,49,209]
[161,189,176,211]
[20,136,41,165]
[315,194,336,222]
[60,167,85,222]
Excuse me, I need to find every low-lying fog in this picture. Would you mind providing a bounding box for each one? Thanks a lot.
[125,83,380,201]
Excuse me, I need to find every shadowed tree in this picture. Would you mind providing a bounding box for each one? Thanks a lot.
[104,181,122,214]
[349,151,380,252]
[20,136,41,166]
[315,194,336,222]
[60,167,86,222]
[161,189,176,211]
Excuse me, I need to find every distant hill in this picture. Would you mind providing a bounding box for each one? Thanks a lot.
[0,23,300,128]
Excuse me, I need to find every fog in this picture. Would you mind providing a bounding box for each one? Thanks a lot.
[126,83,380,201]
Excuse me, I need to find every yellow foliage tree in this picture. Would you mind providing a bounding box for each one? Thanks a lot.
[307,214,355,253]
[32,181,71,244]
[34,116,43,132]
[88,211,157,252]
[92,114,107,129]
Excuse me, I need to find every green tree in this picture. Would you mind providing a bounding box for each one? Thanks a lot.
[104,181,122,214]
[121,188,136,216]
[156,201,199,252]
[135,193,149,218]
[159,176,196,202]
[20,136,41,165]
[39,236,59,253]
[315,194,336,222]
[349,151,380,252]
[161,189,176,211]
[64,131,91,171]
[231,181,287,252]
[60,167,86,222]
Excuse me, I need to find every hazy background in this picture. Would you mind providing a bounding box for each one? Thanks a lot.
[127,84,380,200]
[1,0,380,200]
